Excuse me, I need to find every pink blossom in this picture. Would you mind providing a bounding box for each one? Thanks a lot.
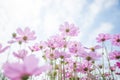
[67,61,82,72]
[80,60,92,73]
[104,72,110,77]
[68,41,85,56]
[29,41,46,52]
[111,34,120,46]
[45,50,59,60]
[116,62,120,68]
[46,34,66,49]
[0,44,10,53]
[85,45,102,52]
[79,52,101,61]
[50,34,66,48]
[45,50,70,59]
[96,33,111,43]
[3,54,51,80]
[13,49,28,60]
[57,51,71,59]
[65,72,72,78]
[110,65,116,72]
[29,43,40,52]
[109,50,120,60]
[115,72,120,75]
[59,22,79,36]
[16,27,36,43]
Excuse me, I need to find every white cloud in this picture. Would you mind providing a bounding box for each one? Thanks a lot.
[39,0,87,39]
[0,0,88,66]
[0,0,118,67]
[86,22,113,46]
[79,0,118,40]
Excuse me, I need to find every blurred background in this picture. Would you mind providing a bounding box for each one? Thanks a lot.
[0,0,120,66]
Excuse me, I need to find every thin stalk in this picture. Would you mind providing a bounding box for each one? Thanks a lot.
[103,43,115,80]
[6,45,12,62]
[63,60,65,80]
[102,42,104,75]
[60,63,62,80]
[93,64,106,80]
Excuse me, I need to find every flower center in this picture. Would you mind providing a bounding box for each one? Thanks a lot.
[99,65,103,69]
[101,38,105,41]
[50,53,54,57]
[66,29,70,32]
[75,49,78,53]
[39,46,43,49]
[21,75,29,80]
[90,48,95,52]
[60,55,64,59]
[84,67,88,71]
[12,33,16,38]
[86,56,91,61]
[116,56,120,59]
[117,39,120,42]
[23,36,28,41]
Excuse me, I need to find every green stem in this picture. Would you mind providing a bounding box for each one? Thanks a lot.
[93,64,105,80]
[102,42,104,75]
[103,43,115,80]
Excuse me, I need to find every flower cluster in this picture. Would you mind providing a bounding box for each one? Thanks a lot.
[0,22,120,80]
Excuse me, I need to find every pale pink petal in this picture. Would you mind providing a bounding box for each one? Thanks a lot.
[16,28,24,35]
[25,27,30,33]
[24,55,39,74]
[34,64,52,75]
[0,46,10,53]
[0,44,2,49]
[3,63,24,79]
[8,40,16,44]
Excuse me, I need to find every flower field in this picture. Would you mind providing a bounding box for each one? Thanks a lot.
[0,22,120,80]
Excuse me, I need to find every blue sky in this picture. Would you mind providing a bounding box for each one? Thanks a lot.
[95,1,120,33]
[0,0,120,65]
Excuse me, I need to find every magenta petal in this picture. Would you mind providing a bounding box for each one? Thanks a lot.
[24,55,39,74]
[34,64,52,75]
[16,28,24,35]
[25,27,30,33]
[0,46,10,53]
[3,63,24,79]
[8,40,16,44]
[0,44,2,49]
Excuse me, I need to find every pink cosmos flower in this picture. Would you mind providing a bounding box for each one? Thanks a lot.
[29,41,46,52]
[68,41,85,56]
[80,60,92,73]
[0,43,10,53]
[84,45,101,52]
[57,51,71,59]
[109,50,120,60]
[115,72,120,75]
[111,34,120,46]
[96,33,111,43]
[16,27,36,43]
[45,50,59,60]
[110,65,116,72]
[59,22,79,36]
[29,43,40,52]
[13,49,28,60]
[116,62,120,68]
[46,34,66,50]
[66,61,82,73]
[3,54,51,80]
[65,72,72,78]
[79,52,101,61]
